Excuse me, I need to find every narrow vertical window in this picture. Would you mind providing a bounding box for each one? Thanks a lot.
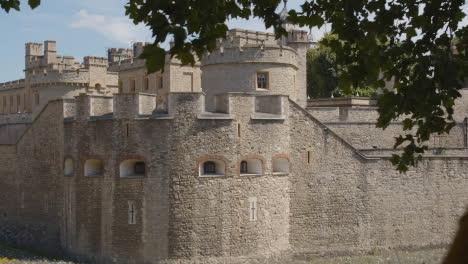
[158,74,163,89]
[20,192,25,209]
[126,123,129,137]
[256,72,268,89]
[237,123,241,137]
[118,80,123,93]
[44,194,48,213]
[16,95,20,112]
[128,200,137,225]
[249,197,257,221]
[293,75,296,90]
[307,151,311,164]
[130,78,136,92]
[143,77,149,91]
[35,93,39,105]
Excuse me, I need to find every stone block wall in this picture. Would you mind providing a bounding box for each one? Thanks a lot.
[0,92,467,264]
[288,101,468,254]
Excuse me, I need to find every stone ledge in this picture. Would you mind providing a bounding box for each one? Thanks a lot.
[251,113,285,120]
[197,113,235,120]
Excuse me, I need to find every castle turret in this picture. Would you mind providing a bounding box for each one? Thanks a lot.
[44,40,57,64]
[200,1,308,111]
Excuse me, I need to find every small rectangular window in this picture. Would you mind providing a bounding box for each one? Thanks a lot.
[307,151,311,164]
[130,78,136,92]
[35,93,39,105]
[144,77,149,91]
[20,192,25,209]
[249,197,257,221]
[256,72,269,89]
[16,95,20,112]
[118,80,123,93]
[158,74,163,89]
[128,200,137,224]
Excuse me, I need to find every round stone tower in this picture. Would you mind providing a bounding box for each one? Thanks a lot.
[201,2,308,111]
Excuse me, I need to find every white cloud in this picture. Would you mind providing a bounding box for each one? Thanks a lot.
[69,9,153,45]
[227,17,273,32]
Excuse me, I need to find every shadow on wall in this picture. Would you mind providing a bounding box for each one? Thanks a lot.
[443,208,468,263]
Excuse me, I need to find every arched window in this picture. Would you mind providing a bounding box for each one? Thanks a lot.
[203,161,216,174]
[273,157,290,175]
[64,158,74,176]
[240,159,262,175]
[199,160,225,177]
[120,159,146,178]
[84,159,103,177]
[95,83,102,90]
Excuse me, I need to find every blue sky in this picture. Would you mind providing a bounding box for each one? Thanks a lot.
[0,0,466,82]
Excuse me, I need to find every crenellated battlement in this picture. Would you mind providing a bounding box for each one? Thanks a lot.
[285,29,308,44]
[64,92,287,122]
[108,47,133,64]
[0,79,26,90]
[27,68,91,87]
[83,56,108,68]
[221,28,279,48]
[203,44,299,68]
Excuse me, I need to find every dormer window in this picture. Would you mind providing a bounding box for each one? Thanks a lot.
[256,72,269,89]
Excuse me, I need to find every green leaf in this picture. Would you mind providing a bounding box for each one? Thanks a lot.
[140,45,166,74]
[28,0,39,9]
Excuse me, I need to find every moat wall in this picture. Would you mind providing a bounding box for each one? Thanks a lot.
[0,94,467,263]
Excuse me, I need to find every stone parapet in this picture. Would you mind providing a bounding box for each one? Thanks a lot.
[0,112,32,124]
[307,97,377,107]
[202,46,298,68]
[0,79,25,91]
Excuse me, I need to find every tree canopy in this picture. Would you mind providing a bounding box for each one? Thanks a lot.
[126,0,468,172]
[0,0,39,13]
[307,34,377,99]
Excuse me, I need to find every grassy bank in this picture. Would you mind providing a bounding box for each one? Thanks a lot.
[0,243,446,263]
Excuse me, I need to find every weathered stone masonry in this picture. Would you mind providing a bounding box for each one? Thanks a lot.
[0,11,468,264]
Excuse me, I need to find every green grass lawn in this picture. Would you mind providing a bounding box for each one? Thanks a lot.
[0,243,82,264]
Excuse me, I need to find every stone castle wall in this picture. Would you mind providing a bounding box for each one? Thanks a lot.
[0,30,467,264]
[288,102,468,254]
[0,92,467,263]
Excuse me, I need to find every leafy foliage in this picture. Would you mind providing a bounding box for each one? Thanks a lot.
[307,43,339,98]
[0,0,40,13]
[307,34,377,98]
